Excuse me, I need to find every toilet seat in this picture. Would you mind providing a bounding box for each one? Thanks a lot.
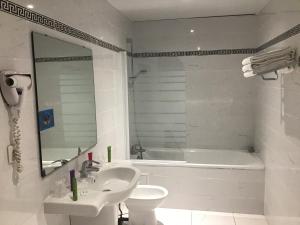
[128,185,168,200]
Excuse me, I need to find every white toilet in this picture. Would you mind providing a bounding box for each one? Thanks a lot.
[126,185,168,225]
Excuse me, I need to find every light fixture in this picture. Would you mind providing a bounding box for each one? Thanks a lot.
[197,46,201,51]
[190,29,195,33]
[26,4,34,9]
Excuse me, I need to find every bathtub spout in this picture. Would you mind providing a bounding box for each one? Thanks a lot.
[131,144,146,159]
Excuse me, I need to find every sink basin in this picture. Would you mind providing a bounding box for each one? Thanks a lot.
[44,165,141,217]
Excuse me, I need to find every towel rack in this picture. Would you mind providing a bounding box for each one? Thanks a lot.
[242,48,299,81]
[261,71,279,80]
[258,56,300,81]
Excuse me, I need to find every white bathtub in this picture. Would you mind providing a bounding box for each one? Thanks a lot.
[132,148,264,170]
[131,148,265,214]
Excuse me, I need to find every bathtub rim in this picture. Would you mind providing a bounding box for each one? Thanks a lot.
[129,148,265,170]
[131,159,264,170]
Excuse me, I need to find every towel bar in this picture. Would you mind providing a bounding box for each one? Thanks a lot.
[261,71,279,80]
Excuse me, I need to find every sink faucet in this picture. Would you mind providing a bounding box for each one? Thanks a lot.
[80,159,101,178]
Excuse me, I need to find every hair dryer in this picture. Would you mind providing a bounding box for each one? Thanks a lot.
[0,71,32,108]
[0,71,32,184]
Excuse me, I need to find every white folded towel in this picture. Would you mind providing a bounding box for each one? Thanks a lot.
[254,60,293,74]
[243,71,257,78]
[243,59,291,74]
[242,64,253,73]
[252,54,295,68]
[242,57,252,66]
[242,47,295,65]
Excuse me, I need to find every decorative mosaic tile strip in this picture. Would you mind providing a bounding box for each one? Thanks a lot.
[257,24,300,52]
[0,0,299,57]
[127,52,133,57]
[133,48,257,57]
[35,56,92,63]
[0,0,124,52]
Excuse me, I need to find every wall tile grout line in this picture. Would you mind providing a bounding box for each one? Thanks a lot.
[0,0,299,57]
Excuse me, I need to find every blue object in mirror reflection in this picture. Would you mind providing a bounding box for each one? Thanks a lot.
[39,108,55,131]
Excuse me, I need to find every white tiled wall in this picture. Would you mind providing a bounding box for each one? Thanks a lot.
[0,0,132,225]
[132,17,258,150]
[255,1,300,225]
[184,55,255,149]
[133,16,258,52]
[135,165,265,214]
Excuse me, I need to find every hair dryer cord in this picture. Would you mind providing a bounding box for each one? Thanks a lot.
[10,108,23,176]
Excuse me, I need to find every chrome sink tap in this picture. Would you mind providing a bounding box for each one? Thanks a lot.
[80,159,101,178]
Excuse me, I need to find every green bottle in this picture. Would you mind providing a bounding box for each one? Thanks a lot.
[72,177,78,201]
[107,146,112,163]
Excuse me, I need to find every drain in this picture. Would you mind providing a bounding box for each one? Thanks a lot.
[102,189,112,192]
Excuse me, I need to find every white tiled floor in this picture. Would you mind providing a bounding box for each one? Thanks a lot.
[155,208,268,225]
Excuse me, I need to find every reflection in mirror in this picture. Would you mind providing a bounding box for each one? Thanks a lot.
[32,32,97,177]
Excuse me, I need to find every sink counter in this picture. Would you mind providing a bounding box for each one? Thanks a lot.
[44,189,107,217]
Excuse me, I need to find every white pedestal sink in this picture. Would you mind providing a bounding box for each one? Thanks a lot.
[44,165,140,225]
[70,205,118,225]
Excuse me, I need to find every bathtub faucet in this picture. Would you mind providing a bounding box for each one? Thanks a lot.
[131,144,146,159]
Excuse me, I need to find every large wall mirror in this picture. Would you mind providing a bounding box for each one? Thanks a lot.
[32,32,97,177]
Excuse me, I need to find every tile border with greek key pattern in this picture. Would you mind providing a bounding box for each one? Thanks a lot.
[0,0,124,52]
[0,0,299,57]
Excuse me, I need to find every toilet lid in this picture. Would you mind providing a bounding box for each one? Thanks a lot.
[129,185,168,200]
